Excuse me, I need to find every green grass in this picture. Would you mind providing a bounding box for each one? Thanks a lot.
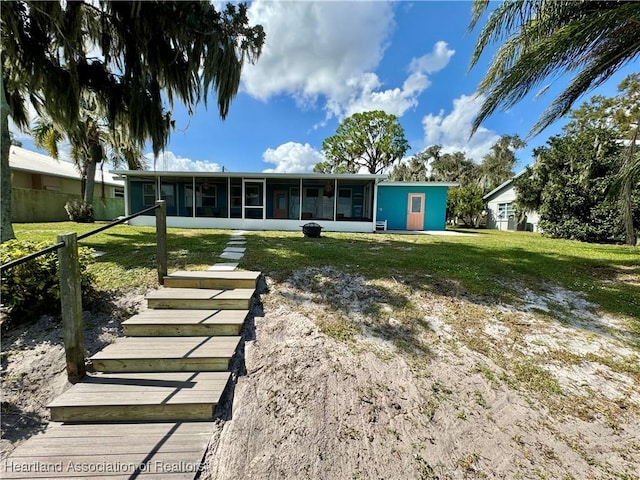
[243,229,639,329]
[13,222,233,291]
[11,223,639,330]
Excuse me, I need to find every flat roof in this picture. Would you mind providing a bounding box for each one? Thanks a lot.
[378,181,459,187]
[111,170,387,180]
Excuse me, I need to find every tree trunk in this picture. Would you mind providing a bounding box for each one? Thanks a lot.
[621,122,639,246]
[83,158,97,205]
[0,75,16,243]
[83,138,102,206]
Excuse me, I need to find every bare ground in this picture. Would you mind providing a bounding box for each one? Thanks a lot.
[202,268,640,480]
[1,269,639,479]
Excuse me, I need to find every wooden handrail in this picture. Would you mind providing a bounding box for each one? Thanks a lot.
[1,201,167,384]
[0,204,160,273]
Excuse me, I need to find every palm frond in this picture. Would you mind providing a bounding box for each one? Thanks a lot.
[31,120,63,159]
[469,0,640,136]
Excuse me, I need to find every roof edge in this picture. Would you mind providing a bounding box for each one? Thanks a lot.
[378,181,459,187]
[482,170,528,200]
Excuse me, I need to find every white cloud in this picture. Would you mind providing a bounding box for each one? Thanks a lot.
[409,41,456,74]
[145,151,222,172]
[337,71,430,118]
[244,1,394,102]
[422,93,500,162]
[262,142,324,173]
[244,1,455,120]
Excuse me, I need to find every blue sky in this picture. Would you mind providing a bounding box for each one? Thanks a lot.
[13,1,639,175]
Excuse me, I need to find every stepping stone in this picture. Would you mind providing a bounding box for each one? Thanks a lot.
[164,270,260,289]
[227,240,246,246]
[209,263,239,271]
[220,251,244,260]
[224,247,246,253]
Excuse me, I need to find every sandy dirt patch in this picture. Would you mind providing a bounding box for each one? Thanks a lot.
[202,268,639,480]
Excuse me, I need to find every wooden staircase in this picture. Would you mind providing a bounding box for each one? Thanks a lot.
[47,269,260,423]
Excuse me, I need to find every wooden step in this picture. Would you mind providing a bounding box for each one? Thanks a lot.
[1,422,214,478]
[48,372,230,422]
[146,287,254,310]
[123,309,248,336]
[164,270,260,289]
[90,336,241,373]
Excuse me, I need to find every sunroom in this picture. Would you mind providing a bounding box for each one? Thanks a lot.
[117,171,384,232]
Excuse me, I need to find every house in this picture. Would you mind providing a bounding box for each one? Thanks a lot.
[10,146,125,222]
[112,170,457,233]
[483,171,539,232]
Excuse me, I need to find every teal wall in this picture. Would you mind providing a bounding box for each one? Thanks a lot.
[376,185,449,230]
[129,180,154,215]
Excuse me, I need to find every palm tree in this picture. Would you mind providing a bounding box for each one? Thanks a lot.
[469,1,640,245]
[468,0,640,136]
[32,104,146,222]
[1,1,265,241]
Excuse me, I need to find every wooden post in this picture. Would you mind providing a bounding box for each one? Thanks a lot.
[57,232,86,383]
[156,200,167,285]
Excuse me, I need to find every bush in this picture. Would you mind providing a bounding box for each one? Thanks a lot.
[0,239,96,322]
[65,199,94,223]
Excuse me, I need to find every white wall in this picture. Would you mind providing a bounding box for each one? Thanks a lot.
[486,186,539,232]
[128,216,376,233]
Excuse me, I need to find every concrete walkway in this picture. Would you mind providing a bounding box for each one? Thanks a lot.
[379,229,478,237]
[210,231,247,270]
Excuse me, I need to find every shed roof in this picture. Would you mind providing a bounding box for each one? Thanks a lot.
[377,181,459,187]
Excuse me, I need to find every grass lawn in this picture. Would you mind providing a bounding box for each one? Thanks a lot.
[11,222,639,332]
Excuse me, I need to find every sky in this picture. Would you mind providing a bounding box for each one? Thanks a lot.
[12,0,639,175]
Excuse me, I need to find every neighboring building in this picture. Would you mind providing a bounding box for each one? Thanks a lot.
[10,146,125,222]
[483,171,539,232]
[112,170,457,232]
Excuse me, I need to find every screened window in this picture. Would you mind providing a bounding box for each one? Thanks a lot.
[161,183,175,208]
[197,184,217,208]
[142,183,156,206]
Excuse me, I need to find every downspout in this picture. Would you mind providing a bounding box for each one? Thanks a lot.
[372,178,380,232]
[123,176,130,216]
[333,178,337,222]
[299,178,303,221]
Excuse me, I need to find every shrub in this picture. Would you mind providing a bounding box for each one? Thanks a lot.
[0,239,96,322]
[65,199,94,223]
